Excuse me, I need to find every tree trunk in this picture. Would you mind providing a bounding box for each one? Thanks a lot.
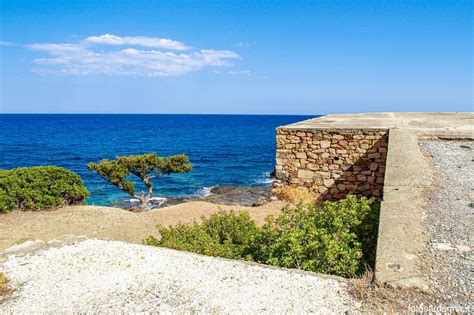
[137,177,153,210]
[132,194,147,210]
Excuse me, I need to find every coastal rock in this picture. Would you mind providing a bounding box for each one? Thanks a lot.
[115,185,273,210]
[204,186,272,207]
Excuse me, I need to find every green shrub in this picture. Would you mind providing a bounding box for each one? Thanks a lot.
[145,195,379,277]
[251,195,377,276]
[144,210,259,259]
[0,166,90,213]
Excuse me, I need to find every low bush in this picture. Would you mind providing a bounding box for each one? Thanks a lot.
[273,186,317,204]
[144,210,259,259]
[252,195,378,276]
[0,166,90,213]
[145,195,379,277]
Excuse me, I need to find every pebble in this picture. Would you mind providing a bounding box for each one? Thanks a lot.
[419,141,473,308]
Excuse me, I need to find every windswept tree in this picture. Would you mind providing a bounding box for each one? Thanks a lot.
[88,153,192,210]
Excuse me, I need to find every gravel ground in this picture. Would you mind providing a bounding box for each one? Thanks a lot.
[0,239,356,313]
[419,140,473,309]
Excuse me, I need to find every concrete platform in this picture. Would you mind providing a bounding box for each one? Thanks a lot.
[283,112,473,135]
[279,112,473,289]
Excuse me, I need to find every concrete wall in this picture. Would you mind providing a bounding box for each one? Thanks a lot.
[273,128,389,201]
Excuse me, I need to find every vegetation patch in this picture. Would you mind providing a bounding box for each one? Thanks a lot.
[272,186,318,204]
[146,211,259,260]
[349,269,440,312]
[88,153,192,210]
[0,166,90,213]
[145,195,379,277]
[0,272,12,302]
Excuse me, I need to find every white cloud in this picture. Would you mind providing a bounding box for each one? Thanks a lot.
[233,41,252,48]
[213,69,253,76]
[26,43,85,54]
[24,34,242,77]
[228,70,253,76]
[0,40,17,46]
[84,34,190,51]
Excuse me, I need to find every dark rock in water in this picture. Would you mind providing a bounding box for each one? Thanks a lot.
[159,186,272,208]
[270,170,276,178]
[113,185,272,210]
[204,186,272,207]
[159,196,199,208]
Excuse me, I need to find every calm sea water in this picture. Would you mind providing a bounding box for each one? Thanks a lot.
[0,114,315,205]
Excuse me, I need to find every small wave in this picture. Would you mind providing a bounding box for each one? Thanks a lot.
[129,196,168,209]
[255,171,274,185]
[195,186,214,197]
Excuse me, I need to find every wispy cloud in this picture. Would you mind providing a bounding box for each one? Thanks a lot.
[228,70,253,76]
[0,40,17,46]
[233,41,252,48]
[213,69,254,76]
[21,34,241,77]
[84,34,190,51]
[26,43,85,54]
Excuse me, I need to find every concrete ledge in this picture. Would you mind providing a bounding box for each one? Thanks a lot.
[280,112,473,134]
[375,129,431,289]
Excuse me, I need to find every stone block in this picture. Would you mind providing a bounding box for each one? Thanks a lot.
[290,178,300,184]
[358,183,370,191]
[368,152,381,159]
[370,162,379,171]
[323,178,335,188]
[320,140,331,148]
[307,163,319,170]
[298,169,314,179]
[295,152,307,159]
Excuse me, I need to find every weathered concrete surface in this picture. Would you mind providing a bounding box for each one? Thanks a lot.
[375,129,432,289]
[278,112,473,289]
[282,112,473,136]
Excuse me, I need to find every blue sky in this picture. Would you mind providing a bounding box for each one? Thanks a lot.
[0,0,472,114]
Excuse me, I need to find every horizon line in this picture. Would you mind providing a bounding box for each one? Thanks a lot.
[0,112,319,116]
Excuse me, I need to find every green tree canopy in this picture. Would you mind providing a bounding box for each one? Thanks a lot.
[88,153,192,209]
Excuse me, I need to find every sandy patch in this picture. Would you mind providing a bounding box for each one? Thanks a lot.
[0,201,285,251]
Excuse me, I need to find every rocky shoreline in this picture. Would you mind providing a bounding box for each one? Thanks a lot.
[114,185,273,210]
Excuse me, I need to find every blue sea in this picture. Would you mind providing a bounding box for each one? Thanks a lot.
[0,114,315,205]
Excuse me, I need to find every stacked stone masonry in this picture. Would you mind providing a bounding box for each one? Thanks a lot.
[273,128,389,201]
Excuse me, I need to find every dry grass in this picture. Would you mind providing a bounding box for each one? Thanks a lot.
[273,186,317,204]
[349,269,440,312]
[0,272,12,302]
[0,202,286,251]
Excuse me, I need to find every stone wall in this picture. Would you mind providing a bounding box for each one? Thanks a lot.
[273,128,389,201]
